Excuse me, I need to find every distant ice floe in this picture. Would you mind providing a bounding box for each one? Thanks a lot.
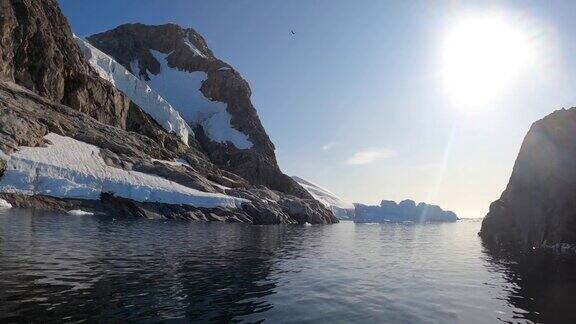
[0,133,247,209]
[354,199,458,223]
[75,36,192,145]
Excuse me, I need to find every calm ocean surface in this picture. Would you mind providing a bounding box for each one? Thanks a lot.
[1,209,575,323]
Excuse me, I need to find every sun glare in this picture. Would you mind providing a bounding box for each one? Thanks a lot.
[442,14,534,110]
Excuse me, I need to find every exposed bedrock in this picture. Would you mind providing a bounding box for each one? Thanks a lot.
[480,108,576,250]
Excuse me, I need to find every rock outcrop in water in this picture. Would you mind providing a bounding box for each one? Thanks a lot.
[480,108,576,250]
[0,0,337,224]
[354,199,457,223]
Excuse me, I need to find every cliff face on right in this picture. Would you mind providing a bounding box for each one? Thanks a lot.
[480,108,576,250]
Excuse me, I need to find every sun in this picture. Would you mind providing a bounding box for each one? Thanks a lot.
[442,14,534,110]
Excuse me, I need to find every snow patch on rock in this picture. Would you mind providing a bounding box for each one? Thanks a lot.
[0,198,12,209]
[151,158,191,168]
[68,209,94,216]
[0,133,246,209]
[183,34,206,58]
[135,50,252,150]
[75,36,192,145]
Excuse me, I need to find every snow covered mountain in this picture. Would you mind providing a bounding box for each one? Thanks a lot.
[0,0,336,224]
[87,24,310,198]
[292,176,355,220]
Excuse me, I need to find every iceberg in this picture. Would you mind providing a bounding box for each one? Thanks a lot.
[354,199,457,223]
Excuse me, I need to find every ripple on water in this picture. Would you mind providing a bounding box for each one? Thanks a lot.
[0,212,574,323]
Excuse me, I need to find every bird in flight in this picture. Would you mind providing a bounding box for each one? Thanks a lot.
[291,30,295,35]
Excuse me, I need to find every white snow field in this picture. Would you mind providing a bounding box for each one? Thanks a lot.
[131,50,253,149]
[0,133,246,209]
[75,36,192,145]
[292,176,354,210]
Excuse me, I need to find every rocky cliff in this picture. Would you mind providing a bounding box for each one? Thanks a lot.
[0,0,337,224]
[0,0,131,128]
[480,108,576,250]
[87,23,310,199]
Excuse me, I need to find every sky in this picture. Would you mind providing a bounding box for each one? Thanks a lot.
[59,0,576,218]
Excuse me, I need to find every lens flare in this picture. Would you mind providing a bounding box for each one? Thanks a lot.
[442,14,535,110]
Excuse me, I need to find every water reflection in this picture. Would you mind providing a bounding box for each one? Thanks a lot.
[482,243,576,324]
[1,212,575,323]
[0,209,306,323]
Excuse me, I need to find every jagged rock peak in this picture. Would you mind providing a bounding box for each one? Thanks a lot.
[88,23,222,76]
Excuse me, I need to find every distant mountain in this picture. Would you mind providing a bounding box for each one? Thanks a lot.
[355,200,457,223]
[481,108,576,252]
[292,176,355,219]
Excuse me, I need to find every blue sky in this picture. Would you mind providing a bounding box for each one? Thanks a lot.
[60,0,576,218]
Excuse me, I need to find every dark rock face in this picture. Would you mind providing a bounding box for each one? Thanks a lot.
[87,23,311,199]
[354,199,458,223]
[480,108,576,249]
[0,0,131,128]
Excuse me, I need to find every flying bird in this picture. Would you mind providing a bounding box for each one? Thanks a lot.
[291,30,295,35]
